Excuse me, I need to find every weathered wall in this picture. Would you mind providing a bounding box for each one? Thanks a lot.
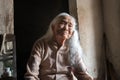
[103,0,120,79]
[69,0,105,79]
[69,0,120,79]
[0,0,14,34]
[77,0,105,79]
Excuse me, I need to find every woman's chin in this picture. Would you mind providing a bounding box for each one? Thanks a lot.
[60,35,69,40]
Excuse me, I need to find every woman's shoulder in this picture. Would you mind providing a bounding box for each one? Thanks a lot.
[33,38,48,48]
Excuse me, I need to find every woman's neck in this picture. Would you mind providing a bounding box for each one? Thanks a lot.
[53,36,66,47]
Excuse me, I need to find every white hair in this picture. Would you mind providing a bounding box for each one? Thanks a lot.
[41,12,76,39]
[41,12,83,66]
[68,29,83,66]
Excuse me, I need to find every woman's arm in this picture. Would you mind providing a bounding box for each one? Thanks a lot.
[73,53,93,80]
[24,40,44,80]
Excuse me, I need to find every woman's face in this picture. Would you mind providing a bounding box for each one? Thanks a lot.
[52,16,75,40]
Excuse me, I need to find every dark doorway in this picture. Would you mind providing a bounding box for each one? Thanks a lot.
[14,0,69,80]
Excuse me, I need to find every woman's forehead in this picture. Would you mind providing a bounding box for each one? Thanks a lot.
[57,16,75,24]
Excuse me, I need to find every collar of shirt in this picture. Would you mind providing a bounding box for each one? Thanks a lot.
[48,38,69,52]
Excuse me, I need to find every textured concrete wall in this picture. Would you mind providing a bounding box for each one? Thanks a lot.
[69,0,105,79]
[0,0,13,34]
[103,0,120,79]
[69,0,120,79]
[76,0,105,79]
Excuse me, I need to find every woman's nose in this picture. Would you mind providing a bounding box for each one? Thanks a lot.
[64,24,69,30]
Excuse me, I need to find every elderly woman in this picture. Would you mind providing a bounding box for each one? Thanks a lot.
[25,12,93,80]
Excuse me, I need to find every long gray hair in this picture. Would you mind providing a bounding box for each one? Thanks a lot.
[42,12,83,65]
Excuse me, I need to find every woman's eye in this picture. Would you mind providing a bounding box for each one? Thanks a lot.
[60,21,65,24]
[69,25,72,27]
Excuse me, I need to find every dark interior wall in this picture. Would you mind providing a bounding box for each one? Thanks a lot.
[14,0,69,80]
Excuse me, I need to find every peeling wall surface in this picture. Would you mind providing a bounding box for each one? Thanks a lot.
[0,0,13,34]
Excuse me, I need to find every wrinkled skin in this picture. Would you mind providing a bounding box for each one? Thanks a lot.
[52,16,74,46]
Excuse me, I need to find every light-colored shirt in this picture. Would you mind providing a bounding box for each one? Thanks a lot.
[25,38,92,80]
